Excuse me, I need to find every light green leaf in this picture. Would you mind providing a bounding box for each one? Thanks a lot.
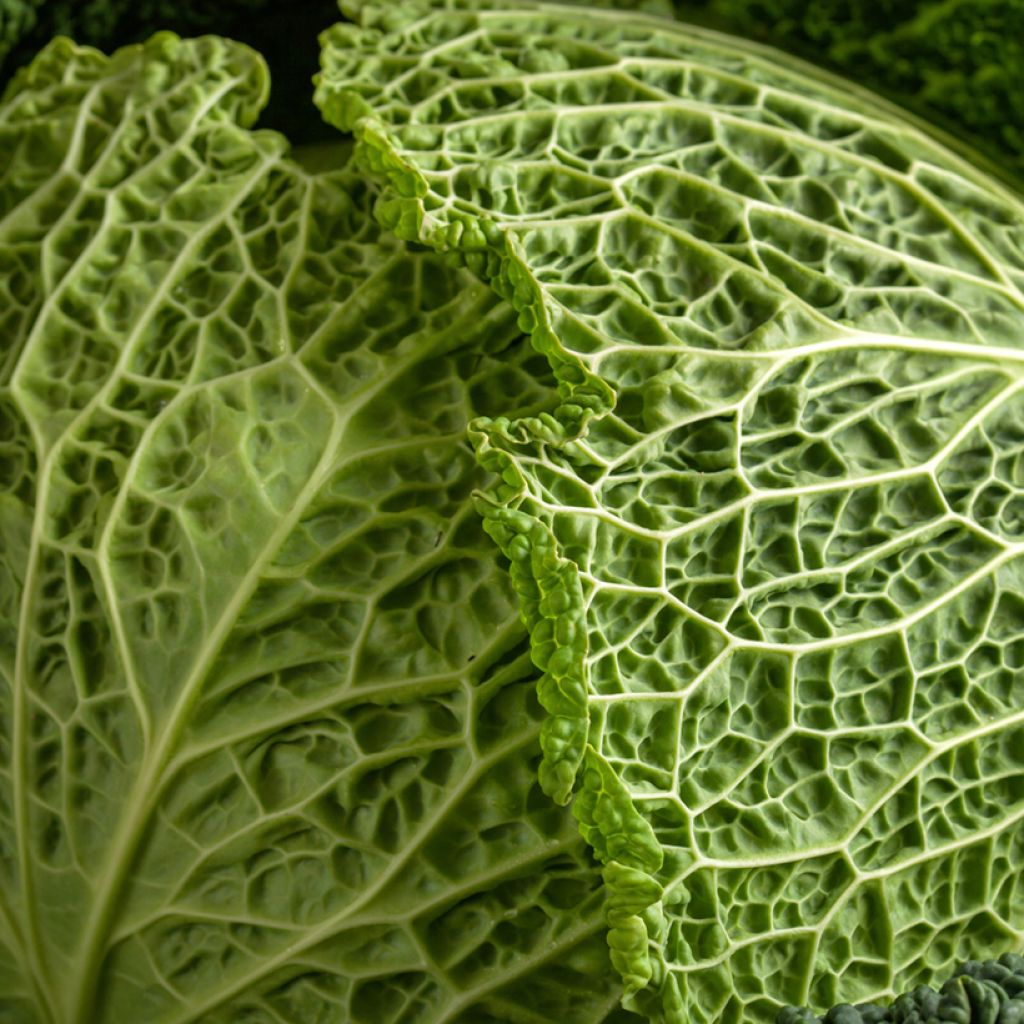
[317,3,1024,1021]
[0,33,638,1024]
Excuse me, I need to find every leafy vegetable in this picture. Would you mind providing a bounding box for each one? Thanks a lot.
[317,1,1024,1021]
[0,0,344,144]
[5,0,1022,175]
[0,0,712,150]
[780,954,1024,1023]
[0,32,637,1024]
[3,3,1022,1023]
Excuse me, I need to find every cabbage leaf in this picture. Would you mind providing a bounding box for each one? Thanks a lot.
[677,0,1024,188]
[317,2,1024,1021]
[0,33,636,1024]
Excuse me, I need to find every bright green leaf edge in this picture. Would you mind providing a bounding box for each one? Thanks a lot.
[323,91,670,1003]
[317,50,694,1017]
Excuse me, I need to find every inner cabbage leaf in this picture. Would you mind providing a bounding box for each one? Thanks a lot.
[317,2,1024,1022]
[0,33,638,1024]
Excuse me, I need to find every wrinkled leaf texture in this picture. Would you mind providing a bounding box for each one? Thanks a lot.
[316,1,1024,1022]
[0,31,638,1024]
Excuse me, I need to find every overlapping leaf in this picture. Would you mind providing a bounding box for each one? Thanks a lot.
[0,33,638,1024]
[317,3,1024,1021]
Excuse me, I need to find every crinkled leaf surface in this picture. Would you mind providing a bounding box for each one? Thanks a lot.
[0,33,639,1024]
[317,3,1024,1022]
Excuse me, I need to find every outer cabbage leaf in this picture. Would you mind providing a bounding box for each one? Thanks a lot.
[317,3,1024,1022]
[676,0,1024,189]
[552,0,1024,188]
[0,0,346,146]
[0,33,639,1024]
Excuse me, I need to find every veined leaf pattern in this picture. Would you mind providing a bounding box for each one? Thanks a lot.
[317,3,1024,1021]
[0,33,637,1024]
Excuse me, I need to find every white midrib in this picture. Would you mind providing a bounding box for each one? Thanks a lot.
[63,286,494,1021]
[565,323,1024,369]
[63,366,348,1024]
[5,72,250,1023]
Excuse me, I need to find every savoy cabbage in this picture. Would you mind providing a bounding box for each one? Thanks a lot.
[318,0,1024,1020]
[1,2,1023,1023]
[0,31,637,1024]
[4,0,1022,177]
[578,0,1024,188]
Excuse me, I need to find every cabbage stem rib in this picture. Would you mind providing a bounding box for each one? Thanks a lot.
[67,374,346,1024]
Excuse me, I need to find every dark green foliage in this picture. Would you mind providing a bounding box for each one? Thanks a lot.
[778,955,1024,1023]
[1,0,270,54]
[0,0,40,62]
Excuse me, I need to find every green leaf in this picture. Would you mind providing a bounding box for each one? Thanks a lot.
[317,3,1024,1021]
[674,0,1024,191]
[0,33,638,1024]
